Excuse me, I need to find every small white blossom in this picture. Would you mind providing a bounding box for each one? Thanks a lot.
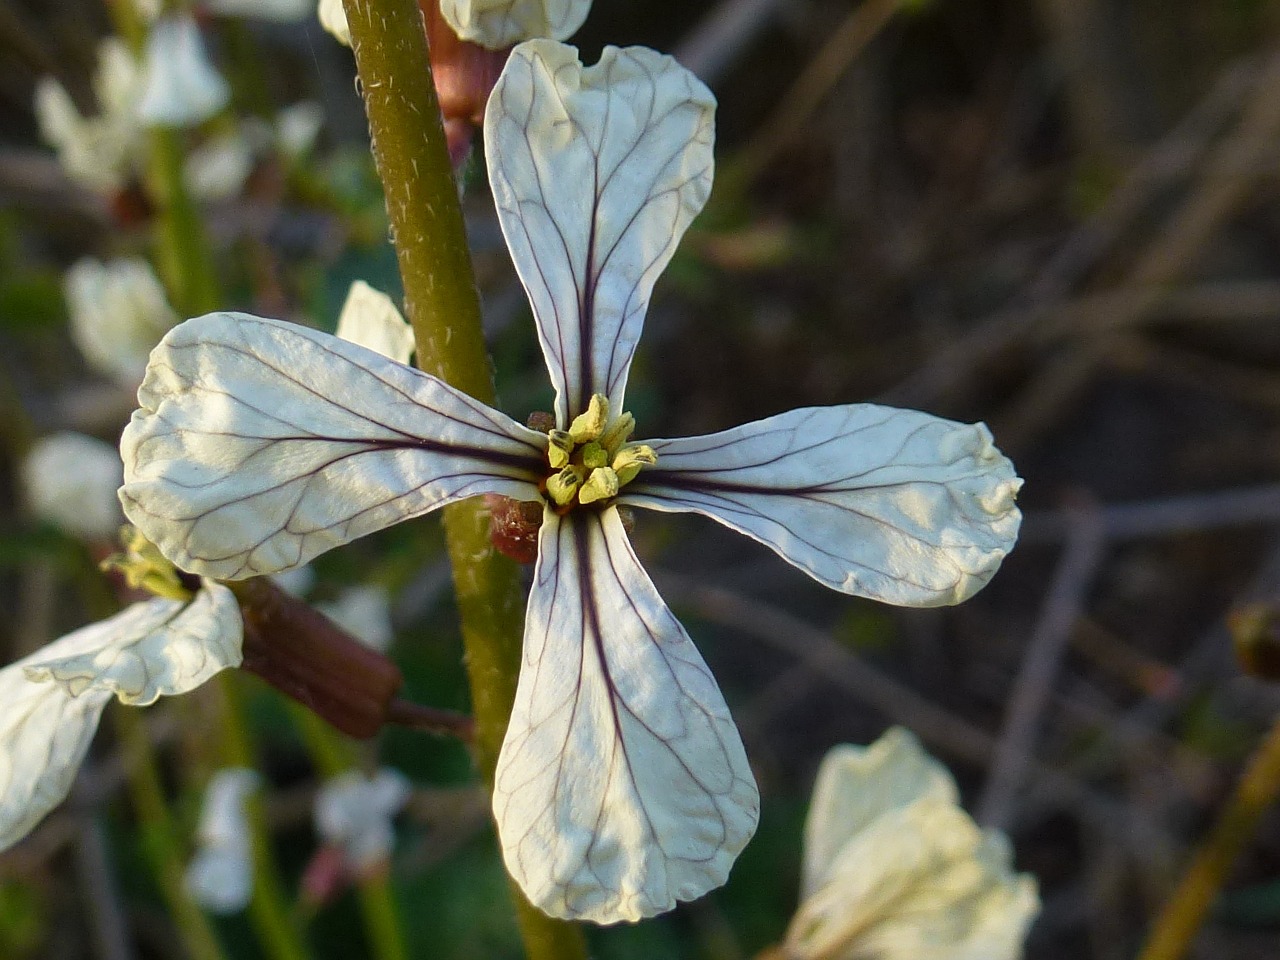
[184,133,256,201]
[275,101,324,160]
[439,0,591,48]
[22,432,123,541]
[0,583,242,851]
[184,768,259,913]
[316,586,395,654]
[119,42,1021,924]
[33,39,144,193]
[314,769,411,870]
[65,257,179,388]
[785,729,1040,960]
[137,16,230,128]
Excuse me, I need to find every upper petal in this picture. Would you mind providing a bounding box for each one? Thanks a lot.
[333,281,416,365]
[439,0,591,48]
[136,16,230,128]
[622,405,1022,607]
[24,581,243,706]
[494,508,758,924]
[119,312,545,579]
[486,41,715,424]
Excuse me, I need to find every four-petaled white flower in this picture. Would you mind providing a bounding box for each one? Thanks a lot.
[118,41,1021,923]
[0,581,242,851]
[786,729,1039,960]
[314,768,411,870]
[137,16,230,129]
[184,768,260,914]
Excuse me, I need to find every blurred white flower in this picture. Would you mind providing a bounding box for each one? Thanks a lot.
[0,582,242,851]
[314,769,410,871]
[137,16,230,128]
[22,432,123,541]
[784,728,1040,960]
[439,0,590,48]
[64,257,178,388]
[184,133,255,201]
[275,101,324,159]
[317,585,394,654]
[185,768,259,913]
[33,39,144,193]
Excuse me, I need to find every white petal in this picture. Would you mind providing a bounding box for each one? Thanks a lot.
[333,281,415,365]
[486,41,715,423]
[120,312,544,579]
[787,799,1039,960]
[24,581,242,706]
[622,406,1023,607]
[137,17,230,128]
[185,843,255,913]
[494,508,758,923]
[275,101,324,158]
[195,768,260,846]
[93,38,144,124]
[33,78,81,148]
[801,728,959,898]
[439,0,591,48]
[184,132,255,201]
[22,432,123,541]
[317,0,350,45]
[0,649,111,851]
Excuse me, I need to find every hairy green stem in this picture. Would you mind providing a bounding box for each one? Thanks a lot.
[116,707,229,960]
[1137,716,1280,960]
[338,1,587,956]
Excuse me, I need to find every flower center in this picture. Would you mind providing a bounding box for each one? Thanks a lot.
[541,394,656,512]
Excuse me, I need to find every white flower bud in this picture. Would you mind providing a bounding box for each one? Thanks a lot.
[64,257,178,389]
[22,433,122,541]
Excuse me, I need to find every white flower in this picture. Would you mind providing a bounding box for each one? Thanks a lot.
[785,729,1039,960]
[137,16,230,128]
[119,41,1021,924]
[317,0,350,45]
[275,101,324,160]
[314,769,411,870]
[0,582,242,851]
[184,132,256,201]
[439,0,591,48]
[22,432,123,541]
[316,586,395,654]
[184,768,259,913]
[65,257,179,388]
[34,39,144,193]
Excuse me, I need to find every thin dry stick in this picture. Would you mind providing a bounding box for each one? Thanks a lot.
[74,818,136,960]
[674,0,791,86]
[978,505,1106,828]
[654,571,1170,852]
[725,0,904,192]
[1137,716,1280,960]
[880,58,1256,407]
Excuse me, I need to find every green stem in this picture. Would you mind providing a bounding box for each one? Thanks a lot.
[338,2,587,957]
[148,128,221,317]
[115,707,229,960]
[290,705,409,960]
[1137,716,1280,960]
[217,675,314,960]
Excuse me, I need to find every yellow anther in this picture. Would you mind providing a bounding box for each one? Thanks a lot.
[547,430,574,469]
[580,441,608,470]
[101,525,191,601]
[598,411,636,455]
[568,394,609,444]
[546,466,583,507]
[613,444,657,485]
[578,467,620,505]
